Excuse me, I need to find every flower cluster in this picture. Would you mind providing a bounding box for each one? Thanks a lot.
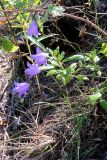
[12,20,47,97]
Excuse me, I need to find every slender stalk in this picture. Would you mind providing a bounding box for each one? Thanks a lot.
[22,19,31,55]
[36,75,42,95]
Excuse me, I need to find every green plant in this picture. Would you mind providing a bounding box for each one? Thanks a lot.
[88,80,107,109]
[42,48,101,85]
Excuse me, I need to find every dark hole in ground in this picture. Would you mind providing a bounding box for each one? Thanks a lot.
[54,0,89,6]
[42,16,80,53]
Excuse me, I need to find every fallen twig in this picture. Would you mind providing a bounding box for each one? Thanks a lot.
[0,82,8,102]
[62,13,107,37]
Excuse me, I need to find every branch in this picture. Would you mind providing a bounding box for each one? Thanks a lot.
[0,8,46,14]
[62,13,107,37]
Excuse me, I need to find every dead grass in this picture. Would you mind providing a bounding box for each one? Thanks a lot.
[0,54,97,159]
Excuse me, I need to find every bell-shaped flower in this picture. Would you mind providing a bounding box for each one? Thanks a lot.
[12,81,30,97]
[25,62,41,78]
[30,47,47,66]
[27,20,40,37]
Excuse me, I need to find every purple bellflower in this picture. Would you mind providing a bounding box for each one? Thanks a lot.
[12,81,30,97]
[27,20,40,37]
[25,62,41,78]
[31,47,47,66]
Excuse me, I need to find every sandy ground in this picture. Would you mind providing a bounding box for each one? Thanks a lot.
[0,53,12,159]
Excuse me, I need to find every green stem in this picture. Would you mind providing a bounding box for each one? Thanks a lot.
[22,19,31,55]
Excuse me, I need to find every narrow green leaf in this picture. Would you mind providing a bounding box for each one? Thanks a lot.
[53,47,59,57]
[64,75,71,85]
[100,43,107,56]
[46,69,58,76]
[100,100,107,109]
[86,64,100,71]
[77,75,89,81]
[63,55,85,62]
[49,60,60,67]
[88,92,102,105]
[37,34,56,42]
[28,36,46,51]
[58,54,64,61]
[40,65,54,70]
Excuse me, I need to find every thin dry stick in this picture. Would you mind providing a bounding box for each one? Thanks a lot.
[0,8,46,14]
[89,11,107,15]
[36,75,42,95]
[62,13,107,37]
